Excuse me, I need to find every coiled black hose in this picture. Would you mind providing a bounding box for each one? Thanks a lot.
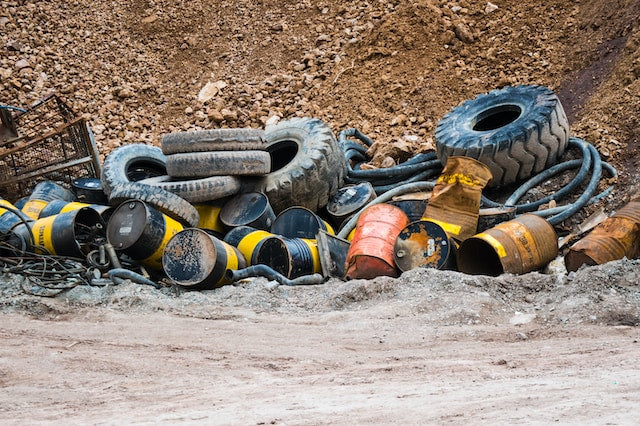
[338,128,442,194]
[481,137,616,225]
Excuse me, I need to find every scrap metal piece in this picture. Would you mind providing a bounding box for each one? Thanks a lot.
[316,229,350,278]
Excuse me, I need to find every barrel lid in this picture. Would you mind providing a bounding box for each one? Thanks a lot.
[394,220,455,272]
[162,228,217,286]
[254,236,292,277]
[271,206,324,239]
[107,200,150,250]
[219,192,270,228]
[326,182,375,217]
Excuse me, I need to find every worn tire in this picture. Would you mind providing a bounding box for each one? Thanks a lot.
[101,144,167,197]
[138,175,241,203]
[435,85,570,187]
[161,128,265,154]
[242,117,346,213]
[108,182,200,227]
[165,151,271,178]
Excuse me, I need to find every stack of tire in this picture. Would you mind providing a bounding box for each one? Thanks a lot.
[100,117,346,227]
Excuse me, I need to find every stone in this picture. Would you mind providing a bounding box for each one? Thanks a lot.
[221,108,237,121]
[485,2,499,13]
[14,58,31,69]
[454,22,474,43]
[198,80,227,103]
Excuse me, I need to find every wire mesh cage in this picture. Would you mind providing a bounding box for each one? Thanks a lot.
[0,94,102,201]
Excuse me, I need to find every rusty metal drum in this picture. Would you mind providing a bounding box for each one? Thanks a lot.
[345,203,409,280]
[394,219,457,272]
[565,201,640,272]
[163,228,246,289]
[457,214,558,276]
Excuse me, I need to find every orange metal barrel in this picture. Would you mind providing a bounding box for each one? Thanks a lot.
[345,203,409,280]
[565,201,640,272]
[457,214,558,276]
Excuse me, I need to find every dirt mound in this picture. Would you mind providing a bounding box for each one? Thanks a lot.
[2,259,638,327]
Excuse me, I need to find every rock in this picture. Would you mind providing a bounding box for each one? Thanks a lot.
[380,156,396,168]
[6,41,24,51]
[198,80,227,103]
[141,15,158,24]
[390,114,407,126]
[454,22,474,43]
[184,106,193,115]
[485,2,499,13]
[14,59,31,70]
[0,17,9,27]
[116,86,135,99]
[221,108,238,121]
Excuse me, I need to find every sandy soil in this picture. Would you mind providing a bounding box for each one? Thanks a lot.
[1,310,639,424]
[1,263,640,423]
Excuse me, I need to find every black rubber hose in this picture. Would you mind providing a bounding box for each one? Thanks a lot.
[505,138,592,212]
[0,205,34,245]
[226,265,325,286]
[372,168,440,193]
[338,128,374,147]
[545,143,603,225]
[108,268,160,289]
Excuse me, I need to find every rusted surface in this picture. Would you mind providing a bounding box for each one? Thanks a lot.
[423,156,492,242]
[565,201,640,272]
[458,214,558,276]
[163,228,245,289]
[394,220,457,272]
[345,204,409,280]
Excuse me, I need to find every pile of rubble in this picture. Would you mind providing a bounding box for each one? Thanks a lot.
[0,85,635,296]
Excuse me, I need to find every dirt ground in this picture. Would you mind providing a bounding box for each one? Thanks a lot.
[2,0,640,422]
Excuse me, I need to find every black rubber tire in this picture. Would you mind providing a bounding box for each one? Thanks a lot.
[434,85,570,188]
[107,182,200,227]
[137,175,241,203]
[242,117,346,213]
[101,144,167,197]
[161,128,265,154]
[165,151,271,178]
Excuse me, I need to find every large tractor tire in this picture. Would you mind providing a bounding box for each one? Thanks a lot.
[242,117,346,213]
[434,85,570,187]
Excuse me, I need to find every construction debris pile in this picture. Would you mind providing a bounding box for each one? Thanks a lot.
[0,85,632,296]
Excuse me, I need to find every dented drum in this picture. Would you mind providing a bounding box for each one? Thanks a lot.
[163,228,246,289]
[345,203,409,280]
[565,201,640,272]
[271,206,335,239]
[255,236,321,279]
[224,226,274,266]
[31,207,105,257]
[457,214,558,276]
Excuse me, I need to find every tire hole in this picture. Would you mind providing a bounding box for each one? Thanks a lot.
[266,140,299,172]
[473,105,522,132]
[126,160,167,182]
